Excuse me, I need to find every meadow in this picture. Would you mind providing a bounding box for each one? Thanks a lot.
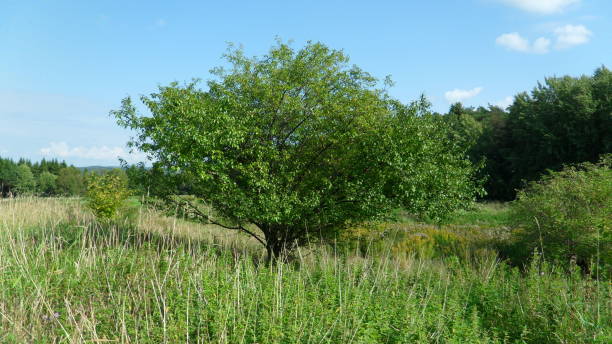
[0,197,610,343]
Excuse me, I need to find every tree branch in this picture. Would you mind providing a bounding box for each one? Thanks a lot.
[162,196,267,247]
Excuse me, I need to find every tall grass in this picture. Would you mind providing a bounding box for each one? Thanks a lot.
[1,198,610,343]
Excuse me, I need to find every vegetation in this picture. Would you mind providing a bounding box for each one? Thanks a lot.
[443,66,612,200]
[113,41,482,259]
[0,198,610,343]
[0,157,84,197]
[86,170,131,219]
[1,41,611,343]
[506,156,612,276]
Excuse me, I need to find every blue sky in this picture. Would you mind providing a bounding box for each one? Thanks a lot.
[1,0,610,166]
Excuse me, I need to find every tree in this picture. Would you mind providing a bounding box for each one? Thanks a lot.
[56,167,86,196]
[113,41,482,260]
[505,66,612,196]
[445,103,483,153]
[37,171,58,196]
[0,158,18,196]
[14,164,36,195]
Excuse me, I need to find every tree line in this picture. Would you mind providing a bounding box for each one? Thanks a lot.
[1,158,92,197]
[441,66,611,200]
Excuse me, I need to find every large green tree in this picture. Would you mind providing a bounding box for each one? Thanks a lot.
[113,41,481,259]
[505,66,612,196]
[444,67,612,200]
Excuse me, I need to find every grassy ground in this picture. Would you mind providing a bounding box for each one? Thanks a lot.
[0,198,610,343]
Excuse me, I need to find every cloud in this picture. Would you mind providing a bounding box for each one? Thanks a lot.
[155,18,167,27]
[532,37,552,53]
[444,87,483,103]
[496,33,550,54]
[553,24,592,49]
[496,33,529,52]
[496,24,591,53]
[500,0,580,14]
[494,96,514,109]
[40,142,146,163]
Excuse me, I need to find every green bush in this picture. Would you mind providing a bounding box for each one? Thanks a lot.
[86,171,130,219]
[507,155,612,275]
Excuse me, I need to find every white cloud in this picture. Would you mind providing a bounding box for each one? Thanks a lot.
[500,0,580,14]
[532,37,552,54]
[40,142,146,163]
[496,24,591,54]
[496,33,529,52]
[155,18,167,27]
[553,24,592,49]
[444,87,483,103]
[495,96,514,109]
[496,33,550,54]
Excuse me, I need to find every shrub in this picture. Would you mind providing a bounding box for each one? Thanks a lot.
[86,171,130,219]
[507,155,612,275]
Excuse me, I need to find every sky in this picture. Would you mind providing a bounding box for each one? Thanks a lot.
[1,0,610,166]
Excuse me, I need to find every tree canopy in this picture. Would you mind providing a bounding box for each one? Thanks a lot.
[442,66,611,200]
[113,41,482,258]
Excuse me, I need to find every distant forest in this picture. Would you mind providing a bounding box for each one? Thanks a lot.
[1,66,610,201]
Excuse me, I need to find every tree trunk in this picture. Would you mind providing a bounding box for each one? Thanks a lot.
[261,224,293,264]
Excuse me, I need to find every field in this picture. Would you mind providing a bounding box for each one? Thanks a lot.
[0,198,610,343]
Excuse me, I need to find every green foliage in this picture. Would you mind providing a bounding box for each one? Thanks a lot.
[444,202,511,227]
[506,68,611,191]
[445,102,484,153]
[86,170,131,219]
[0,157,75,197]
[446,67,612,200]
[113,40,482,257]
[36,171,57,196]
[56,167,86,196]
[1,199,609,343]
[507,156,612,275]
[13,164,36,195]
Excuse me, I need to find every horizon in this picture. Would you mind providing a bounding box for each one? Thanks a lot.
[2,0,610,166]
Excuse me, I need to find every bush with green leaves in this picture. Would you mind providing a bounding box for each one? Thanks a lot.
[86,171,130,219]
[507,155,612,275]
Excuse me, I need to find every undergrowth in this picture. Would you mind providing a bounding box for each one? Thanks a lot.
[0,198,610,343]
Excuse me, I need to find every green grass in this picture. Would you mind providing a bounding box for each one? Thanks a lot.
[390,202,511,228]
[445,202,512,227]
[0,198,610,343]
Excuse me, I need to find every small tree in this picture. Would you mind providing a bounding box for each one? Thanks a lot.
[86,171,130,219]
[113,41,482,259]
